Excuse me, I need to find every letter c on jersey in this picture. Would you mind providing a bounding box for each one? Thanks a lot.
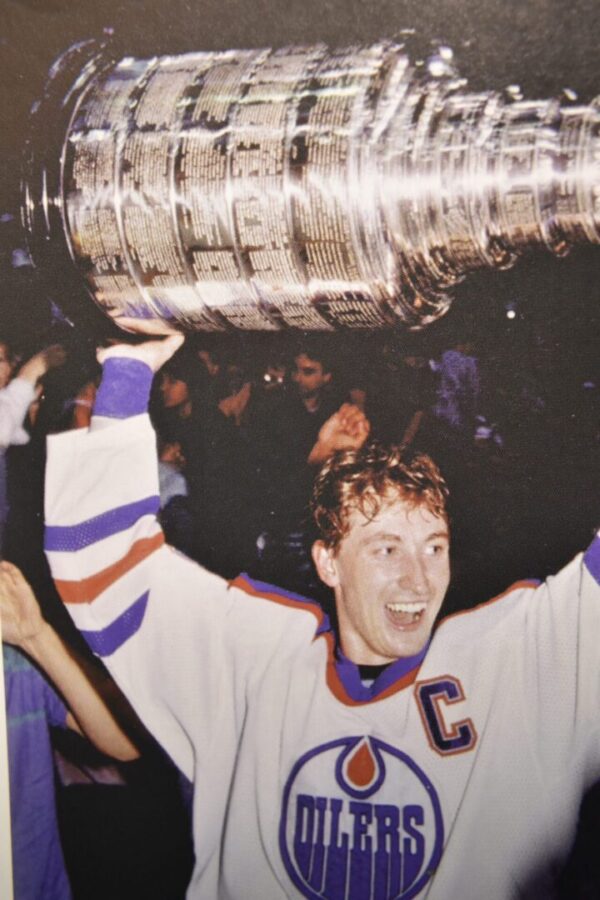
[415,676,477,756]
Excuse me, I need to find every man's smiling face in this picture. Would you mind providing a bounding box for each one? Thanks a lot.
[313,495,450,665]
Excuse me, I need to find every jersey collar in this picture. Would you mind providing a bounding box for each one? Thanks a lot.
[331,643,430,704]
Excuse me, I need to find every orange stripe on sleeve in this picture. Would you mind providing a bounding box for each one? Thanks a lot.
[55,532,164,605]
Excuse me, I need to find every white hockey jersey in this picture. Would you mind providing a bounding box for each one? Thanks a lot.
[45,414,600,899]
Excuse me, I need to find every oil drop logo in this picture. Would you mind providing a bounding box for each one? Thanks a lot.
[280,736,444,899]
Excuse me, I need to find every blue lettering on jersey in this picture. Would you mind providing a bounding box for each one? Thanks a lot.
[280,736,443,899]
[415,677,477,756]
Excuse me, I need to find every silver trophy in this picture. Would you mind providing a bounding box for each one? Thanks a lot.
[22,41,600,332]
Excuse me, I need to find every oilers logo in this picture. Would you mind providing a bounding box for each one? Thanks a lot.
[280,736,443,900]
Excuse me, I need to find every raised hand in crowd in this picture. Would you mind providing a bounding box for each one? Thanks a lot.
[0,561,140,761]
[0,559,46,647]
[307,402,371,465]
[218,380,252,426]
[0,343,67,450]
[17,344,66,391]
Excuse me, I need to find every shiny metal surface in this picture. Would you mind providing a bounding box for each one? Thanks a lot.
[22,42,600,331]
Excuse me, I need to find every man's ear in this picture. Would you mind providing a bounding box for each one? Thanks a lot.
[323,371,332,385]
[312,540,339,588]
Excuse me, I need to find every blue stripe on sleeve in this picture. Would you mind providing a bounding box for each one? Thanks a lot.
[80,591,149,657]
[584,534,600,585]
[44,495,160,552]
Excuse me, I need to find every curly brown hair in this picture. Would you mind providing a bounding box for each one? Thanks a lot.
[311,442,449,550]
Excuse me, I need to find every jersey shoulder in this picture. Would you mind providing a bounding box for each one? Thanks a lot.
[436,577,542,644]
[228,572,331,641]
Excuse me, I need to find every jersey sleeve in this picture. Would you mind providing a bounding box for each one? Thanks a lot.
[519,536,600,778]
[0,378,36,449]
[44,414,248,781]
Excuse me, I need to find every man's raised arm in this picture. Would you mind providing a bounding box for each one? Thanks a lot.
[43,334,237,781]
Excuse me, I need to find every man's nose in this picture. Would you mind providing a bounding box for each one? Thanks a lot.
[399,555,429,595]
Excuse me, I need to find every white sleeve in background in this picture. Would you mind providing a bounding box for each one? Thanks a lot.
[0,379,36,449]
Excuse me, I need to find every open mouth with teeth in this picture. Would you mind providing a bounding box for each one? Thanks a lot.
[385,602,427,628]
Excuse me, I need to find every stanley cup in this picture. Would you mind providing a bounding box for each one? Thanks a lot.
[21,41,600,332]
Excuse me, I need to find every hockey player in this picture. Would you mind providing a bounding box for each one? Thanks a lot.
[44,335,600,899]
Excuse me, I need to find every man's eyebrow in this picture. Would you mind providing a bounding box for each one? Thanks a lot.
[362,530,450,544]
[362,533,404,545]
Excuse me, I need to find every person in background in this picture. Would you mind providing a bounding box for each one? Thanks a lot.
[0,341,65,555]
[68,378,98,431]
[248,342,370,595]
[0,561,139,900]
[157,435,196,559]
[241,349,289,437]
[152,345,254,573]
[366,339,438,449]
[431,340,482,437]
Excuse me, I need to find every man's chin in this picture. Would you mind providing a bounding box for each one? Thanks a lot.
[386,628,430,660]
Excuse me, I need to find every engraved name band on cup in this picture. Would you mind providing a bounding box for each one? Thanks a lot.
[22,41,600,332]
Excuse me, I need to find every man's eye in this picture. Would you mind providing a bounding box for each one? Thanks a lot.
[425,544,446,556]
[374,545,395,557]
